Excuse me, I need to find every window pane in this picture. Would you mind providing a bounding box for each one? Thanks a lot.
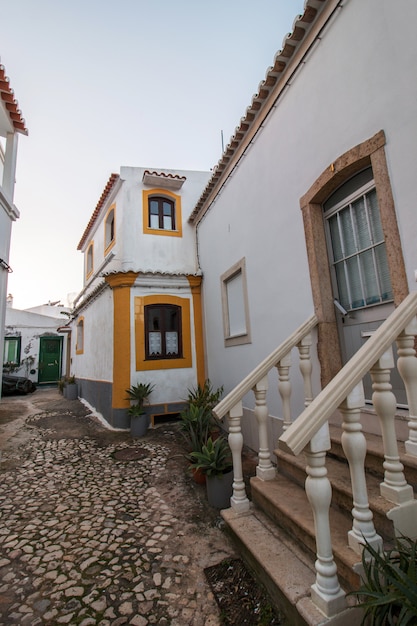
[3,338,19,364]
[150,214,159,228]
[334,263,350,310]
[149,308,161,330]
[375,243,393,301]
[149,332,162,355]
[339,207,356,256]
[352,196,371,250]
[367,189,384,243]
[329,215,343,262]
[165,331,178,355]
[163,214,173,229]
[226,272,247,336]
[346,256,364,308]
[359,249,379,305]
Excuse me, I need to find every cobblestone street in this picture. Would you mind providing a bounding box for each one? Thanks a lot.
[0,388,238,625]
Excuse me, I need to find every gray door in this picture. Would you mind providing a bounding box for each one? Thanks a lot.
[324,168,405,405]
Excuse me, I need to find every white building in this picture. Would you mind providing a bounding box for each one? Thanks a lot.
[71,167,210,427]
[0,64,27,394]
[4,300,71,386]
[193,0,417,447]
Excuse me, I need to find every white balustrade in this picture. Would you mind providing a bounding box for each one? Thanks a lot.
[228,401,251,513]
[306,424,346,617]
[339,384,383,554]
[396,319,417,457]
[254,376,276,480]
[298,332,313,407]
[277,352,292,431]
[370,348,414,505]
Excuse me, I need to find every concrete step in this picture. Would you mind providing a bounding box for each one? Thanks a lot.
[275,446,396,540]
[221,505,363,625]
[329,424,417,490]
[250,474,364,592]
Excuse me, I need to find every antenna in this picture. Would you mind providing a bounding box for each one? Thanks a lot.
[221,130,224,153]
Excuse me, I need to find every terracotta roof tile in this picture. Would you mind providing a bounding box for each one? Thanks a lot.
[0,65,28,135]
[77,173,119,250]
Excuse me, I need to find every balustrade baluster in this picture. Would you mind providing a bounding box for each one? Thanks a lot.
[298,332,313,407]
[396,319,417,457]
[339,384,383,554]
[305,425,346,617]
[228,401,250,513]
[370,348,414,504]
[254,376,276,481]
[277,352,292,431]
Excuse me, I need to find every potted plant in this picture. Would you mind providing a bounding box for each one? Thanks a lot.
[125,382,155,437]
[189,436,233,508]
[179,405,214,484]
[63,375,78,400]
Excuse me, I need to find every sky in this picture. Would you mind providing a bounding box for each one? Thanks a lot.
[1,0,305,310]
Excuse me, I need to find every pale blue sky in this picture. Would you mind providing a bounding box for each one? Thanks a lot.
[1,0,305,309]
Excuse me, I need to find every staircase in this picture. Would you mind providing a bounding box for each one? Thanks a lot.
[212,292,417,625]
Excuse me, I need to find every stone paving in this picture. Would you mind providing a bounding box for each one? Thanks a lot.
[0,390,238,625]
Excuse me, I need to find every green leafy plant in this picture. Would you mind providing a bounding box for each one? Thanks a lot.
[189,436,232,477]
[179,404,214,453]
[186,379,224,411]
[350,536,417,625]
[125,382,155,415]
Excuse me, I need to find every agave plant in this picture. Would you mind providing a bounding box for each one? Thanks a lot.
[188,436,232,477]
[350,535,417,625]
[186,379,224,411]
[125,382,155,414]
[178,405,214,453]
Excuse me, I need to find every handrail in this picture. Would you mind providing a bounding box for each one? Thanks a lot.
[280,291,417,456]
[212,314,318,420]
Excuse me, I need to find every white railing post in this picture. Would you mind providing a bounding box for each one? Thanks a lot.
[339,383,383,554]
[277,352,292,431]
[370,348,414,505]
[228,400,251,513]
[396,318,417,457]
[254,376,276,481]
[298,332,313,407]
[305,423,346,617]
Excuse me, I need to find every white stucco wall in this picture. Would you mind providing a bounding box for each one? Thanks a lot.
[4,308,68,383]
[197,0,417,421]
[71,288,114,381]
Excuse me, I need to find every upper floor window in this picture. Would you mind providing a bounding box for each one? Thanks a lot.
[145,304,182,359]
[86,243,94,278]
[149,196,175,231]
[142,189,182,238]
[105,205,115,253]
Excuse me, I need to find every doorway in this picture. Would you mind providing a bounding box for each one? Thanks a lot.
[38,336,63,384]
[322,167,404,402]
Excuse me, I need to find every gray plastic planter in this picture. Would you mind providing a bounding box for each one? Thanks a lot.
[206,469,233,509]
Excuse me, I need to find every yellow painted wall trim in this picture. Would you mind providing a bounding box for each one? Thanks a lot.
[187,276,206,386]
[135,294,192,371]
[105,271,138,408]
[142,188,183,238]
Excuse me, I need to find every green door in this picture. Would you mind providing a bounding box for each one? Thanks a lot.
[38,336,63,384]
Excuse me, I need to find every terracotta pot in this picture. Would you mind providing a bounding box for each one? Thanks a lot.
[192,467,206,485]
